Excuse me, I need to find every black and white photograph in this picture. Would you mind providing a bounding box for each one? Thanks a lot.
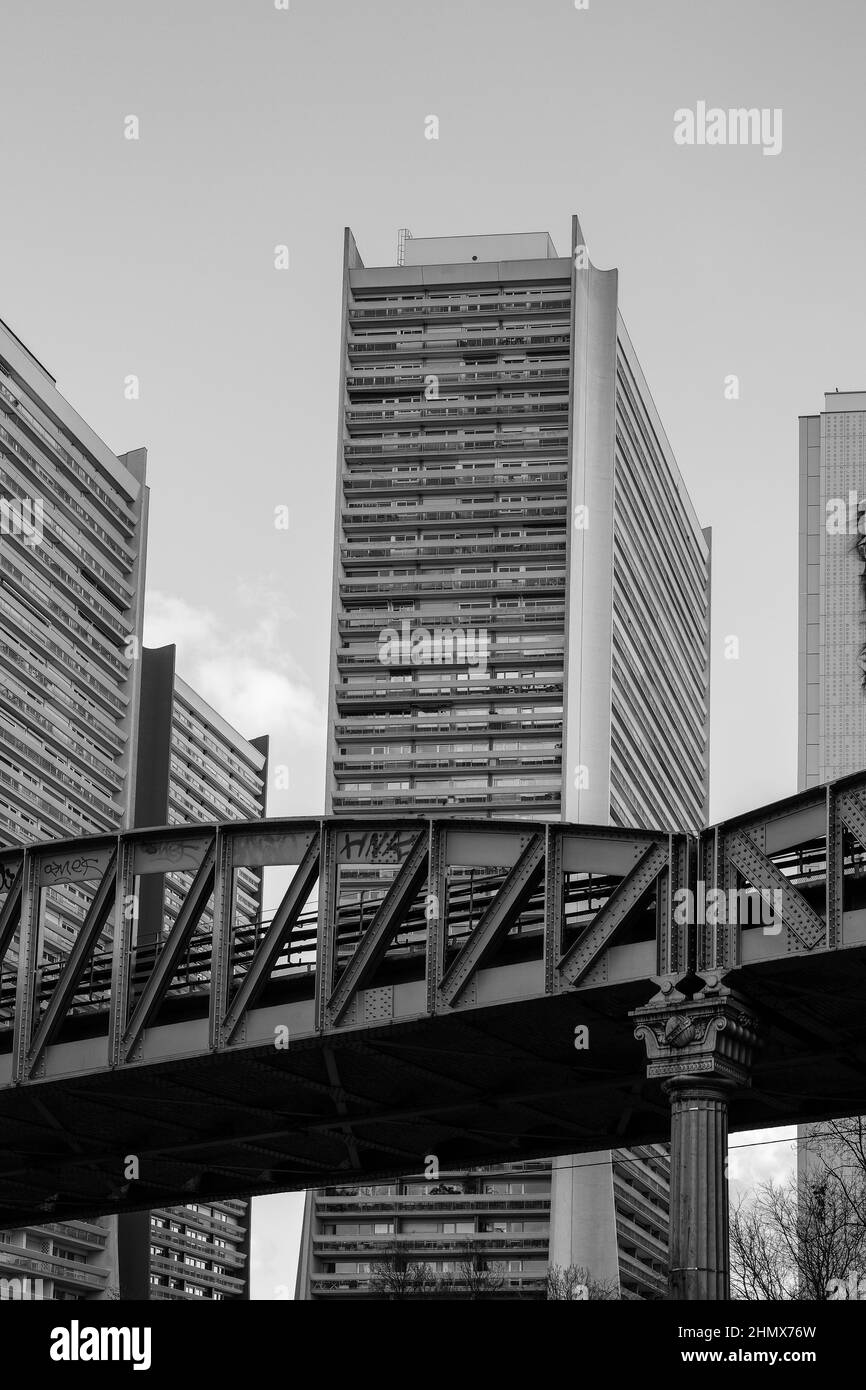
[0,0,864,1370]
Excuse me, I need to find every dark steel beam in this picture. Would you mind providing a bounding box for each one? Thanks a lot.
[439,832,545,1007]
[725,829,824,950]
[120,839,216,1061]
[220,832,320,1043]
[0,865,23,967]
[25,852,118,1079]
[558,840,667,987]
[327,828,429,1026]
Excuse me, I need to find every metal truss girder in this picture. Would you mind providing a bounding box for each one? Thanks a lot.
[543,825,564,995]
[25,852,118,1079]
[120,839,216,1061]
[558,840,667,988]
[314,824,339,1033]
[827,788,843,951]
[837,790,866,850]
[11,852,39,1085]
[0,865,23,966]
[698,828,722,970]
[438,832,545,1008]
[108,836,136,1068]
[221,833,320,1044]
[726,829,824,951]
[425,822,447,1014]
[658,835,695,979]
[327,829,429,1026]
[207,829,235,1050]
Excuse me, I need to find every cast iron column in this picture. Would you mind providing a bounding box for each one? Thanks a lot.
[632,979,759,1301]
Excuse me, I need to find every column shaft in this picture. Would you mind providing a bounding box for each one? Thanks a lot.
[665,1080,731,1300]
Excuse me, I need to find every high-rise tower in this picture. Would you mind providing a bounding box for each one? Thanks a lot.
[119,644,268,1301]
[0,315,148,1299]
[298,220,711,1299]
[798,391,866,789]
[796,391,866,1193]
[325,219,710,831]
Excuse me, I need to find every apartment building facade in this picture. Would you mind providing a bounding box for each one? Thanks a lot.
[797,390,866,1189]
[296,1147,670,1301]
[119,644,268,1300]
[298,221,711,1298]
[798,391,866,789]
[325,220,710,832]
[0,315,148,1298]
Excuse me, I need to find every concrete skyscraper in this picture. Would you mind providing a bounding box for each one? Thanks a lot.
[119,644,268,1300]
[326,220,710,831]
[0,315,148,1298]
[0,324,266,1302]
[797,391,866,1191]
[297,219,711,1298]
[798,391,866,789]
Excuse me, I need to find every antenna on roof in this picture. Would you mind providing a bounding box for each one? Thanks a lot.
[397,229,413,266]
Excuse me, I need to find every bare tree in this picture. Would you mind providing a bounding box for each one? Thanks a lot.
[368,1252,439,1300]
[801,1117,866,1226]
[453,1256,505,1299]
[368,1251,506,1300]
[546,1263,622,1300]
[731,1171,866,1300]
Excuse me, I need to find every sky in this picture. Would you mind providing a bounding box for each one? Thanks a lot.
[3,0,865,1296]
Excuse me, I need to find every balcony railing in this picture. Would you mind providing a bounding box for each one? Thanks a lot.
[343,505,567,528]
[343,464,567,491]
[344,431,569,460]
[339,575,566,598]
[347,365,570,392]
[334,717,564,739]
[347,329,571,357]
[313,1234,550,1255]
[345,399,569,428]
[348,292,570,322]
[342,540,566,565]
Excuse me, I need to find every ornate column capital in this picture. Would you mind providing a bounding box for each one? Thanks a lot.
[631,978,759,1088]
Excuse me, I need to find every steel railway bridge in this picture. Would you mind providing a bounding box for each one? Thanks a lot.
[3,771,866,1297]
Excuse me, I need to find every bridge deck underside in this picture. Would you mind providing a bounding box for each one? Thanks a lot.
[1,947,865,1228]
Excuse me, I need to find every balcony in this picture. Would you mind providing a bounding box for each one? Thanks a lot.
[309,1271,547,1297]
[315,1194,551,1213]
[337,677,564,706]
[0,1248,108,1291]
[345,398,569,433]
[338,645,564,668]
[339,574,566,601]
[347,291,570,326]
[618,1247,667,1296]
[334,716,564,741]
[347,327,571,360]
[313,1234,550,1257]
[338,614,566,639]
[149,1254,246,1296]
[152,1227,246,1268]
[342,463,567,496]
[343,504,567,532]
[334,754,561,776]
[30,1221,107,1250]
[344,430,569,463]
[347,364,570,393]
[331,790,561,814]
[341,539,566,568]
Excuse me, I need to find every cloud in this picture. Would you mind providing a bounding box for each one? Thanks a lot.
[143,589,327,813]
[730,1126,797,1194]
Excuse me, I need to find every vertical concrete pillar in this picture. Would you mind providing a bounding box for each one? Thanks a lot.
[631,980,759,1302]
[664,1078,733,1301]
